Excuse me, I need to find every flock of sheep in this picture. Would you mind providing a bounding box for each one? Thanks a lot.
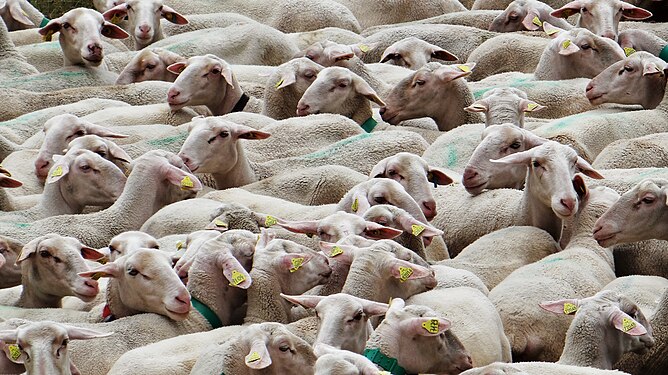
[0,0,666,374]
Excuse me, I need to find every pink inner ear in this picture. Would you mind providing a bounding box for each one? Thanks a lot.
[245,340,272,370]
[0,176,22,188]
[389,259,432,280]
[276,220,319,235]
[610,310,648,336]
[101,22,130,39]
[219,254,252,289]
[522,10,542,31]
[280,293,324,308]
[80,246,106,261]
[167,62,187,74]
[539,299,579,315]
[621,5,653,20]
[363,223,403,240]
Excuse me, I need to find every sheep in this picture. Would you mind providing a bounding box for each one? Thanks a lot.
[585,51,668,110]
[177,116,271,189]
[431,141,603,255]
[93,0,125,12]
[407,286,512,366]
[464,87,545,127]
[617,29,667,58]
[159,12,259,37]
[603,276,668,320]
[539,290,655,369]
[550,0,652,40]
[461,362,634,374]
[380,62,482,131]
[188,322,317,375]
[280,293,389,353]
[487,186,619,362]
[313,344,383,375]
[0,150,126,222]
[466,33,550,81]
[593,178,668,247]
[166,54,263,116]
[363,298,473,374]
[0,12,38,79]
[440,226,560,288]
[462,124,548,195]
[102,0,188,50]
[379,36,459,70]
[489,0,573,32]
[0,0,46,31]
[0,150,202,247]
[37,8,129,69]
[0,234,104,308]
[335,0,466,29]
[0,321,112,375]
[296,66,385,128]
[593,133,668,170]
[0,235,23,289]
[115,47,185,84]
[261,57,324,120]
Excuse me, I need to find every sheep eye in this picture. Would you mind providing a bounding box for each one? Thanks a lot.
[374,196,387,204]
[158,5,163,11]
[207,136,217,144]
[40,250,50,258]
[146,64,156,70]
[211,68,221,75]
[642,197,655,204]
[80,165,91,171]
[414,80,425,86]
[581,44,591,50]
[151,245,160,249]
[305,54,315,60]
[532,160,540,168]
[75,130,85,136]
[303,70,315,79]
[96,151,107,158]
[61,339,68,347]
[109,245,117,253]
[388,170,397,176]
[62,22,71,29]
[219,131,229,138]
[53,256,62,263]
[508,14,519,21]
[128,268,139,276]
[582,7,588,12]
[279,345,290,352]
[624,66,633,72]
[510,142,521,149]
[337,82,348,88]
[353,311,364,321]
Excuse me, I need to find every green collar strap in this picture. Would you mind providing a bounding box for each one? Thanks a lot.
[660,45,668,63]
[39,17,50,28]
[191,296,223,329]
[360,117,378,133]
[363,348,409,375]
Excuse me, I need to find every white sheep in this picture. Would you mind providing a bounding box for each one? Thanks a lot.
[0,0,46,31]
[464,87,546,128]
[461,362,634,374]
[0,235,22,289]
[335,0,465,29]
[313,343,383,375]
[102,0,188,50]
[0,13,38,78]
[603,276,668,321]
[261,57,324,120]
[115,47,185,84]
[550,0,652,40]
[594,132,668,170]
[379,36,459,70]
[489,0,573,32]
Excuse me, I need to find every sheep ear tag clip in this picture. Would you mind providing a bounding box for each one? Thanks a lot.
[563,302,578,315]
[290,257,304,273]
[532,16,542,27]
[245,351,262,364]
[7,344,21,361]
[351,198,359,212]
[622,317,636,332]
[42,29,55,42]
[110,14,124,25]
[180,176,194,190]
[264,215,277,227]
[330,246,344,257]
[229,270,246,287]
[422,319,440,334]
[398,266,413,282]
[411,224,425,236]
[51,165,63,177]
[624,47,636,57]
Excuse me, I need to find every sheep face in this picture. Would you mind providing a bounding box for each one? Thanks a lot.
[551,0,652,40]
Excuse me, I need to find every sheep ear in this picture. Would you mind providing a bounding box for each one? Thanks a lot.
[521,9,543,31]
[8,1,33,26]
[0,175,22,188]
[161,164,203,191]
[78,262,122,280]
[253,213,283,229]
[387,297,406,313]
[363,222,403,240]
[16,237,41,264]
[620,3,652,20]
[220,65,236,88]
[490,148,535,165]
[38,18,62,41]
[0,330,17,343]
[354,78,385,107]
[351,42,378,58]
[380,51,400,64]
[318,242,355,264]
[64,326,114,340]
[275,219,319,237]
[217,252,252,289]
[559,39,580,56]
[80,246,107,262]
[83,123,129,139]
[464,99,489,113]
[551,1,584,18]
[431,48,458,62]
[277,253,313,273]
[369,158,389,178]
[396,215,443,237]
[539,299,580,315]
[389,259,432,281]
[1,337,27,364]
[245,339,272,369]
[610,308,648,336]
[542,21,564,38]
[361,299,389,316]
[280,293,325,309]
[102,3,128,23]
[576,157,604,179]
[428,167,454,186]
[349,191,372,215]
[101,22,130,39]
[643,61,665,76]
[161,5,188,24]
[274,70,297,90]
[107,142,132,164]
[437,64,474,82]
[167,62,187,75]
[235,129,271,140]
[520,99,545,113]
[400,317,451,336]
[573,174,589,201]
[205,216,229,232]
[46,157,70,184]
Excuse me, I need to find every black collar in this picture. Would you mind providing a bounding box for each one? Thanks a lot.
[231,93,250,113]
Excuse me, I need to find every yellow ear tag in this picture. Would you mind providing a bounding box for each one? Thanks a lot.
[214,219,228,228]
[411,224,425,236]
[351,198,359,213]
[532,16,542,27]
[562,39,572,49]
[330,246,343,257]
[359,44,370,53]
[110,14,123,24]
[164,12,174,22]
[379,372,391,375]
[96,257,108,265]
[51,165,63,177]
[622,317,636,332]
[624,47,636,57]
[180,176,194,189]
[176,241,184,250]
[264,215,277,227]
[229,269,246,286]
[398,266,413,282]
[290,257,304,273]
[563,302,578,315]
[90,272,107,281]
[458,64,471,73]
[545,29,558,36]
[42,29,54,42]
[274,78,284,89]
[7,344,21,361]
[526,103,539,111]
[421,318,440,334]
[245,351,261,364]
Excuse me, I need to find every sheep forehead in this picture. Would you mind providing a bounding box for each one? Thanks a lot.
[126,249,170,272]
[393,304,438,319]
[318,294,363,313]
[126,0,163,7]
[69,135,106,148]
[62,8,105,28]
[18,322,68,344]
[633,178,668,197]
[317,67,353,82]
[483,87,527,100]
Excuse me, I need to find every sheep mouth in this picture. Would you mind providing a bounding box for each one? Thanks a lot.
[585,91,604,104]
[83,56,103,64]
[593,231,618,247]
[380,111,399,125]
[463,181,487,195]
[166,308,190,321]
[73,289,99,301]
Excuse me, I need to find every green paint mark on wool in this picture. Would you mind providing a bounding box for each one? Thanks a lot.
[13,223,30,228]
[540,256,564,264]
[147,132,188,146]
[0,71,89,88]
[302,133,373,160]
[446,144,458,167]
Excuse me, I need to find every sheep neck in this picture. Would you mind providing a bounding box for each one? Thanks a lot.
[18,265,62,308]
[343,58,388,95]
[37,180,82,216]
[0,188,15,211]
[104,278,138,319]
[244,268,290,324]
[558,315,619,370]
[0,20,22,60]
[208,80,245,116]
[187,256,243,327]
[432,80,479,131]
[212,142,257,189]
[519,176,563,242]
[348,96,374,126]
